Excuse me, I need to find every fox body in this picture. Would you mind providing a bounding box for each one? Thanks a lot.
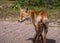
[18,8,48,43]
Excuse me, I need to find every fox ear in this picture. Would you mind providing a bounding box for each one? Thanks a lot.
[25,8,29,12]
[26,8,28,11]
[20,7,24,11]
[20,8,22,11]
[26,8,29,11]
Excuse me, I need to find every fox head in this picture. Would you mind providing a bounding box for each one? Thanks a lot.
[18,8,30,23]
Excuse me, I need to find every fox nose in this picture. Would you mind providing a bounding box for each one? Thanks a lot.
[18,20,22,23]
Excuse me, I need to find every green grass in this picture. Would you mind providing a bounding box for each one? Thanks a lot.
[0,1,60,22]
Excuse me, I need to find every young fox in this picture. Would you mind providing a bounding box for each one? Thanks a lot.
[18,8,48,43]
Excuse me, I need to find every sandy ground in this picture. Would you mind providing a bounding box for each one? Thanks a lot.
[0,20,60,43]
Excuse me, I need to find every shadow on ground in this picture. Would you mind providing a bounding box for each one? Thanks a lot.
[46,39,56,43]
[27,38,56,43]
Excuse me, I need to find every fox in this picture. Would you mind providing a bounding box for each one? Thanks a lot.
[18,8,49,43]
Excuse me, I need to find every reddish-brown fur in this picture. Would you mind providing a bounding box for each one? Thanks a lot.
[18,8,48,43]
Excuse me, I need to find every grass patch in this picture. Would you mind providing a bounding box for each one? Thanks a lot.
[0,1,60,22]
[0,1,19,20]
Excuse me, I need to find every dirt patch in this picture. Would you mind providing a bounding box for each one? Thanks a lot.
[0,21,60,43]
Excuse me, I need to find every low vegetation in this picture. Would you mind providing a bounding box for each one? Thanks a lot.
[0,1,60,22]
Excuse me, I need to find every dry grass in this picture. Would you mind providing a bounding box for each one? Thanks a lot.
[0,1,60,22]
[0,1,19,21]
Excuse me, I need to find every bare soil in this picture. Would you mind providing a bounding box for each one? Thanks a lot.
[0,20,60,43]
